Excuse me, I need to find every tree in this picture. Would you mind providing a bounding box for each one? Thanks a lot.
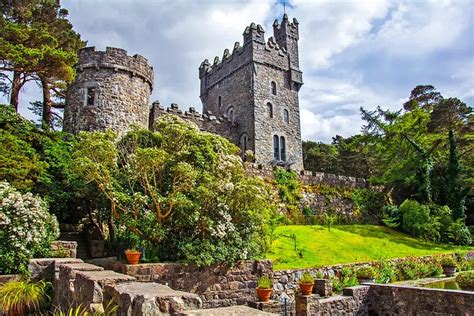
[72,114,275,266]
[403,85,443,112]
[0,0,84,127]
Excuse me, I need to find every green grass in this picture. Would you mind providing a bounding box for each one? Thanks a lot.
[266,225,472,270]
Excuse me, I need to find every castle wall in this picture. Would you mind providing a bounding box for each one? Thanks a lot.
[64,47,153,135]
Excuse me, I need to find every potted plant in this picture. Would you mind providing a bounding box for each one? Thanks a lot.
[124,249,142,265]
[455,271,474,291]
[256,276,273,302]
[440,256,457,277]
[299,272,315,295]
[356,266,376,284]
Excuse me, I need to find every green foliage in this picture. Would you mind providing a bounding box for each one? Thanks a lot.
[352,189,386,223]
[399,200,430,237]
[355,266,376,279]
[299,272,315,284]
[375,260,396,284]
[257,276,272,289]
[455,271,474,290]
[332,267,358,293]
[0,280,50,315]
[0,182,60,274]
[72,115,275,266]
[325,213,334,231]
[439,256,456,267]
[274,167,303,223]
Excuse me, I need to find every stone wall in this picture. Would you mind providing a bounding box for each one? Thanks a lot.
[51,240,77,258]
[89,258,273,309]
[64,47,153,135]
[296,284,474,316]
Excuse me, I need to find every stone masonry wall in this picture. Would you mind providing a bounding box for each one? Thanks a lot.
[64,47,153,135]
[90,258,273,309]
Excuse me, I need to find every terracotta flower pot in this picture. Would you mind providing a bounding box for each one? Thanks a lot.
[443,266,456,277]
[300,283,314,295]
[256,288,272,302]
[125,250,141,265]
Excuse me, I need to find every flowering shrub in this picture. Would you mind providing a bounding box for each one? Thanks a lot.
[0,182,59,274]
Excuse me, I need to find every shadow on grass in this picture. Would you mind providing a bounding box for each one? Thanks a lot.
[334,225,460,252]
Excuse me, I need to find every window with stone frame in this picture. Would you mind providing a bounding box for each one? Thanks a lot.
[85,87,96,106]
[283,109,289,124]
[271,81,277,95]
[273,135,280,160]
[280,136,286,161]
[226,106,234,122]
[218,95,222,108]
[267,102,273,118]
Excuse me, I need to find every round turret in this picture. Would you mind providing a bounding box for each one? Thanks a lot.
[64,46,154,134]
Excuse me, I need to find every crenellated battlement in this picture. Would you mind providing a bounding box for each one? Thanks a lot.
[77,46,154,90]
[149,101,239,143]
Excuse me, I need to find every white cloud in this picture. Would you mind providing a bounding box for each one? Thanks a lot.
[301,109,361,142]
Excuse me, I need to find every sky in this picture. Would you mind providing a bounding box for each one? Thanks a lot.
[4,0,474,143]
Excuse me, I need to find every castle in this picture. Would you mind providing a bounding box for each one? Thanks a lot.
[64,15,304,170]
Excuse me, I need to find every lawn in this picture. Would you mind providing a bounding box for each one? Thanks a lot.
[266,225,472,270]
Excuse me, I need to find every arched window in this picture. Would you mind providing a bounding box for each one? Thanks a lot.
[240,133,248,152]
[273,135,280,160]
[271,81,277,95]
[267,102,273,118]
[283,109,289,124]
[280,136,286,161]
[226,106,234,122]
[218,96,222,108]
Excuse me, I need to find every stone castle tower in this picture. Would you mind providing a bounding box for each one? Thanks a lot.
[199,14,304,169]
[64,16,303,170]
[63,47,153,134]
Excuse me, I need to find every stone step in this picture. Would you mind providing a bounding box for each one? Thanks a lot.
[177,305,278,315]
[104,282,203,315]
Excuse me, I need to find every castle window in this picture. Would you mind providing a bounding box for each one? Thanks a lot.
[271,81,277,95]
[85,87,96,106]
[280,136,286,161]
[218,96,222,108]
[240,133,248,152]
[227,106,234,122]
[283,109,289,124]
[273,135,280,160]
[267,103,273,118]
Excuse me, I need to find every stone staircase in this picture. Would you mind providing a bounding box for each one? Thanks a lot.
[59,228,89,259]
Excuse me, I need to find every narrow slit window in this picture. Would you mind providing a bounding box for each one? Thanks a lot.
[267,103,273,118]
[227,106,234,122]
[218,96,222,108]
[280,136,286,161]
[240,134,248,152]
[86,87,96,106]
[283,109,289,124]
[271,81,277,95]
[273,135,280,160]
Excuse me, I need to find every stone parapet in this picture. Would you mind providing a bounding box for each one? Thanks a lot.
[28,258,83,282]
[77,47,153,89]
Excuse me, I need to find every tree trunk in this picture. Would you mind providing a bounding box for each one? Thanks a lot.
[10,71,21,111]
[41,76,52,128]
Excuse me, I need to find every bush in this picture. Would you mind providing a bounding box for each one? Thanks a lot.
[440,256,456,267]
[299,272,315,284]
[455,271,474,290]
[399,200,430,237]
[0,280,50,315]
[257,276,272,289]
[0,182,59,274]
[356,266,376,279]
[446,220,472,245]
[352,188,385,223]
[375,260,396,284]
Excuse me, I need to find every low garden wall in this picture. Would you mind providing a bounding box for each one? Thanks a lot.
[296,284,474,315]
[88,258,273,308]
[88,253,459,307]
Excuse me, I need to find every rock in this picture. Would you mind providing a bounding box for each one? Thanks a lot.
[177,305,278,315]
[104,282,202,315]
